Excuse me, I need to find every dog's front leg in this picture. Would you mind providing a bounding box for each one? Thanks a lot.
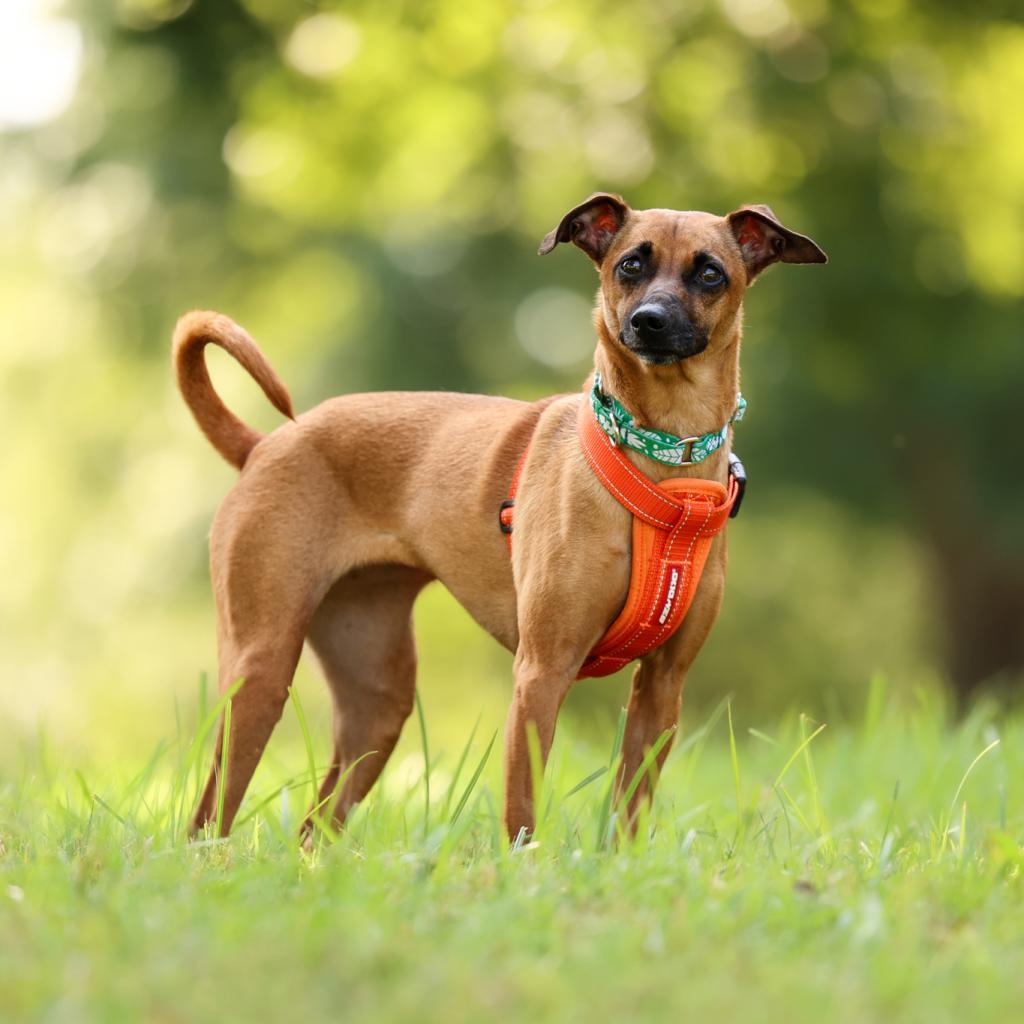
[616,652,686,832]
[617,558,727,831]
[503,520,627,843]
[503,651,578,843]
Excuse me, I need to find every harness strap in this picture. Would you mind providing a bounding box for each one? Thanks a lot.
[501,405,739,679]
[578,411,733,530]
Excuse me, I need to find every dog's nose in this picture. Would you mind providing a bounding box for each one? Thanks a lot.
[630,305,668,335]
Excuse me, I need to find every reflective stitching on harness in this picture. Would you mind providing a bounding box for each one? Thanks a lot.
[600,434,679,508]
[588,492,724,670]
[585,452,677,529]
[614,495,720,663]
[617,502,699,654]
[589,429,681,522]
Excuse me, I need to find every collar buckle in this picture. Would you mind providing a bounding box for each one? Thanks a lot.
[590,372,746,468]
[607,414,623,447]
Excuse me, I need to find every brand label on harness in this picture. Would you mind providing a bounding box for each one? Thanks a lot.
[658,567,681,625]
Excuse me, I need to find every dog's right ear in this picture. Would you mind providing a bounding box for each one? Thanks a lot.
[538,193,630,264]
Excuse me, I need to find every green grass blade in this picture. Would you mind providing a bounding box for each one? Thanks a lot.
[773,721,827,789]
[950,738,1000,811]
[93,794,126,826]
[450,729,497,825]
[184,676,245,814]
[595,707,628,851]
[677,694,731,790]
[747,727,779,747]
[938,737,1000,859]
[415,689,431,838]
[620,727,674,810]
[300,750,378,843]
[564,766,608,799]
[73,769,92,811]
[877,779,900,870]
[799,714,828,843]
[728,701,743,839]
[288,685,319,817]
[235,776,312,829]
[441,712,481,818]
[214,696,232,838]
[864,671,887,739]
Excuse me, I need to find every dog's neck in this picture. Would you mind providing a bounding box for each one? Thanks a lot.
[589,314,743,482]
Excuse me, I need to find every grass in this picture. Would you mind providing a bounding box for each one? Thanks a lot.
[1,679,1023,1023]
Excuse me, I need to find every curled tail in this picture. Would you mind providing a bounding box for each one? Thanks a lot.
[172,310,294,470]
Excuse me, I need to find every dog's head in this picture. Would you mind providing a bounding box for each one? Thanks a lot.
[539,193,826,366]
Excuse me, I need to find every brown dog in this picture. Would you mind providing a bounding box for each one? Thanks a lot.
[174,194,825,841]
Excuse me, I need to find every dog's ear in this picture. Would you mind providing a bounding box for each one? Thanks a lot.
[538,193,630,263]
[727,204,827,281]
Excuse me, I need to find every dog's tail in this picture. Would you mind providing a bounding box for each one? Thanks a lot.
[173,310,294,470]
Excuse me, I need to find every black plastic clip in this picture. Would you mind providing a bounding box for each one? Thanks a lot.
[728,452,747,519]
[499,499,515,534]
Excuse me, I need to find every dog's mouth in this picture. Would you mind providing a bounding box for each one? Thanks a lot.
[619,327,708,365]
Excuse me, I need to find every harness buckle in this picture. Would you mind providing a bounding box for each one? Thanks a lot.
[499,498,515,534]
[728,452,747,519]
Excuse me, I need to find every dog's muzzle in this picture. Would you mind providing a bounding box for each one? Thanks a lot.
[620,298,707,364]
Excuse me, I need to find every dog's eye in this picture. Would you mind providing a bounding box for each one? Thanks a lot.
[698,264,725,287]
[618,257,643,277]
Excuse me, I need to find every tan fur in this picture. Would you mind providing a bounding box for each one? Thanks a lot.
[176,198,824,841]
[172,311,294,469]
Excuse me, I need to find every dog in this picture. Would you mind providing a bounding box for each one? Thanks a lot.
[173,193,825,842]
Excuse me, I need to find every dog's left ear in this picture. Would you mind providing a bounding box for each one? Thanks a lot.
[727,204,827,281]
[538,193,630,264]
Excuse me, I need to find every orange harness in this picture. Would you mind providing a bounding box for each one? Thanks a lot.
[500,409,742,679]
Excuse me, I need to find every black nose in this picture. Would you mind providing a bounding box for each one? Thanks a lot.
[630,304,668,334]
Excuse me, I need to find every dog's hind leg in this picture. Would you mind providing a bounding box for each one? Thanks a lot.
[301,565,432,839]
[190,625,307,838]
[189,489,336,839]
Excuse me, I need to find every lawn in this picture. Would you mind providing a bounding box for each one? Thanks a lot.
[2,680,1022,1023]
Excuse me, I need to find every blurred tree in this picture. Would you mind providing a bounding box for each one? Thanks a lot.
[8,0,1022,710]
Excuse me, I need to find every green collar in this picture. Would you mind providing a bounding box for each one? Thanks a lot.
[590,372,746,467]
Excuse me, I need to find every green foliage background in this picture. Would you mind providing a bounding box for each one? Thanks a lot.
[1,0,1022,760]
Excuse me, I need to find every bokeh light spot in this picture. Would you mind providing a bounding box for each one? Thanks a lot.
[720,0,793,40]
[284,13,362,79]
[515,288,595,368]
[0,1,81,130]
